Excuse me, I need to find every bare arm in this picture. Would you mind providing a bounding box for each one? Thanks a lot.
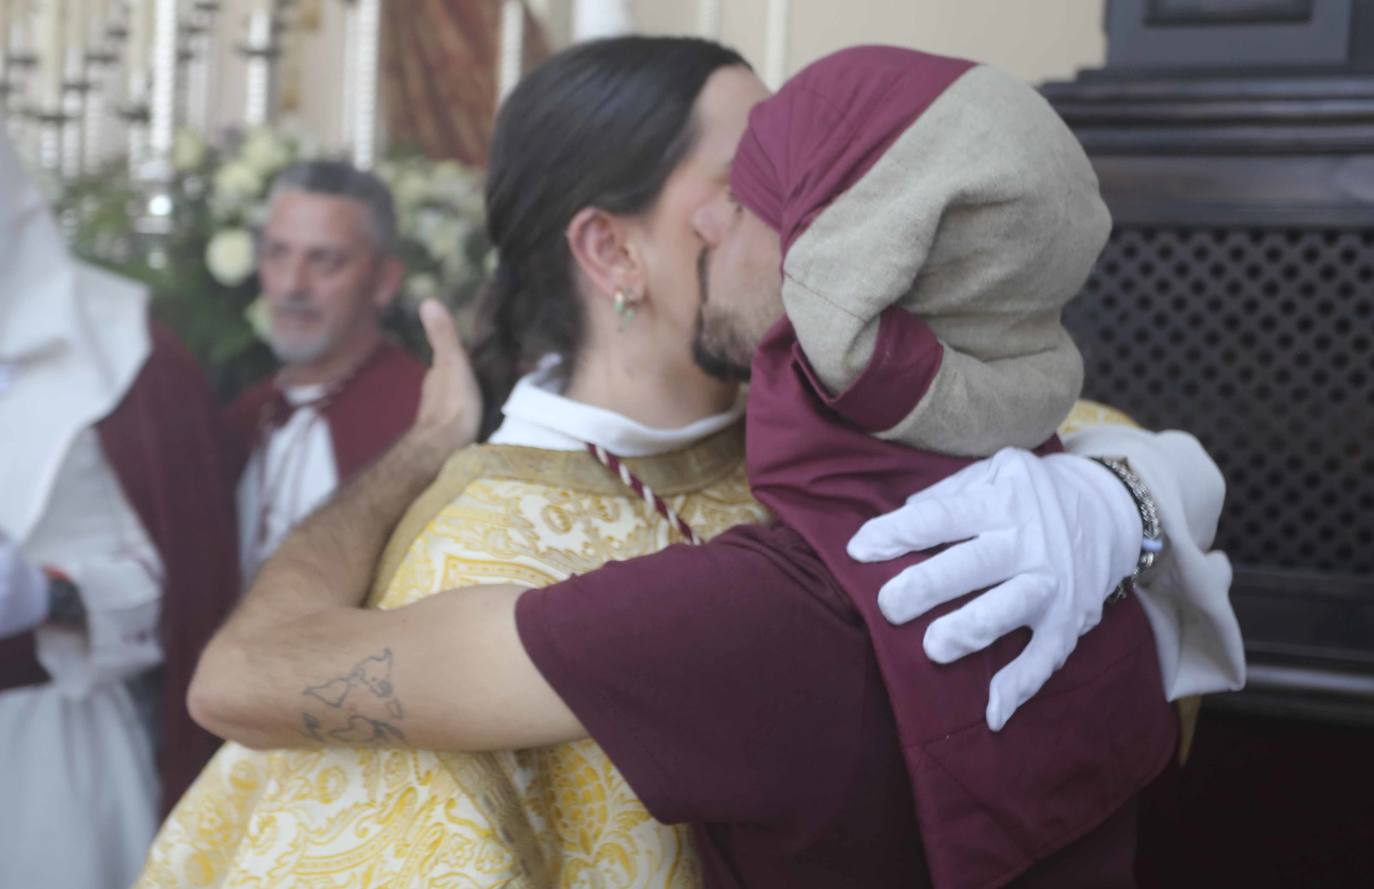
[189,577,584,751]
[189,301,584,751]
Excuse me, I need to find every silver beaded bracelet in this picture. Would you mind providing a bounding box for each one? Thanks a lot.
[1090,455,1164,603]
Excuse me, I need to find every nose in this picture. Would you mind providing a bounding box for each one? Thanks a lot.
[692,191,729,246]
[271,253,309,298]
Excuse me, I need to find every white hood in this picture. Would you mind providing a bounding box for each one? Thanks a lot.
[0,132,151,543]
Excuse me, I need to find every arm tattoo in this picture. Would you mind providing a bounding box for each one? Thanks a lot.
[299,648,408,745]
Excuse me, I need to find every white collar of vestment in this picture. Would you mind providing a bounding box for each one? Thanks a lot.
[488,354,743,456]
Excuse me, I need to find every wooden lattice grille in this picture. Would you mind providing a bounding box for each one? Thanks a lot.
[1065,226,1374,576]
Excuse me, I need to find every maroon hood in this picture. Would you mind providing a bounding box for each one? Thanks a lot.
[730,45,974,255]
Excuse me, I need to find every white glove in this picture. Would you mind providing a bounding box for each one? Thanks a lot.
[1,533,49,638]
[847,447,1143,731]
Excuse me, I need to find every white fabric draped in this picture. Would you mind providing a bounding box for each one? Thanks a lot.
[236,383,339,583]
[0,429,164,889]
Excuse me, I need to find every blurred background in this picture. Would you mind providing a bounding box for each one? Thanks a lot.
[0,0,1111,390]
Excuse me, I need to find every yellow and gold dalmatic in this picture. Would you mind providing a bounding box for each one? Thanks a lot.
[136,403,1135,889]
[135,425,768,889]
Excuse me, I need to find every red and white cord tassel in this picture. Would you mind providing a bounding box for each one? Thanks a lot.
[585,443,703,545]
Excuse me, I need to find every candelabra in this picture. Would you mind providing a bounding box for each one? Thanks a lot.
[2,0,395,185]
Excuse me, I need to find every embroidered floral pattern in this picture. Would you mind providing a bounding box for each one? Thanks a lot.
[137,446,764,889]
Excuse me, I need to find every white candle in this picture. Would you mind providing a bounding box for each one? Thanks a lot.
[764,0,790,89]
[65,0,86,56]
[129,0,151,87]
[572,0,631,41]
[339,0,357,147]
[699,0,722,39]
[497,0,523,104]
[127,0,152,171]
[40,0,66,107]
[185,4,214,134]
[0,0,9,74]
[147,0,177,157]
[350,0,380,169]
[243,4,272,126]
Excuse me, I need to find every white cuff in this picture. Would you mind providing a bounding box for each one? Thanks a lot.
[1065,426,1246,699]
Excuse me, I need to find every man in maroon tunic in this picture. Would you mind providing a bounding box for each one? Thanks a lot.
[0,132,240,886]
[682,46,1178,885]
[190,48,1177,889]
[224,161,425,582]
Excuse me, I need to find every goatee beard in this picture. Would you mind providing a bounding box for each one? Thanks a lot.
[692,248,751,382]
[691,312,752,382]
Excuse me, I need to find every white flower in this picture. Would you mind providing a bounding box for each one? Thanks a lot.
[406,273,440,301]
[240,129,293,176]
[206,228,256,286]
[375,160,400,187]
[430,161,485,217]
[274,118,321,160]
[213,161,265,209]
[443,244,476,281]
[244,295,271,341]
[412,208,449,248]
[393,169,431,215]
[244,201,270,229]
[432,160,474,197]
[428,215,474,263]
[172,129,206,172]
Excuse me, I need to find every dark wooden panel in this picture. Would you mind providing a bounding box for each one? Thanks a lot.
[1147,0,1315,27]
[1104,0,1363,70]
[1046,30,1374,724]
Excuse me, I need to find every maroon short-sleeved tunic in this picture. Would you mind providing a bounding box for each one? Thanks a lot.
[517,517,1166,889]
[516,306,1174,888]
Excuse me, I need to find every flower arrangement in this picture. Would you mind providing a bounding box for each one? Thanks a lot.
[59,127,491,400]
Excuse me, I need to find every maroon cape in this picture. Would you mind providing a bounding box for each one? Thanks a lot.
[747,312,1175,888]
[223,338,425,484]
[0,322,242,815]
[736,46,1177,888]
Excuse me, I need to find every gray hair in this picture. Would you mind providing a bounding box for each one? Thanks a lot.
[268,160,399,255]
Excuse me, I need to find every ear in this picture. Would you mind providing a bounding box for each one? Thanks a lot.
[371,254,406,310]
[566,206,645,305]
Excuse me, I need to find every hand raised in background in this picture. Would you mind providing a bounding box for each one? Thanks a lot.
[412,298,483,456]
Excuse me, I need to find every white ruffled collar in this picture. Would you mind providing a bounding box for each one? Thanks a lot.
[488,355,743,456]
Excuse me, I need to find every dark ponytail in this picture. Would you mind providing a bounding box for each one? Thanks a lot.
[470,35,750,440]
[468,262,528,439]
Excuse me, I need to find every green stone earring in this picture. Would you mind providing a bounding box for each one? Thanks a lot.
[614,290,637,331]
